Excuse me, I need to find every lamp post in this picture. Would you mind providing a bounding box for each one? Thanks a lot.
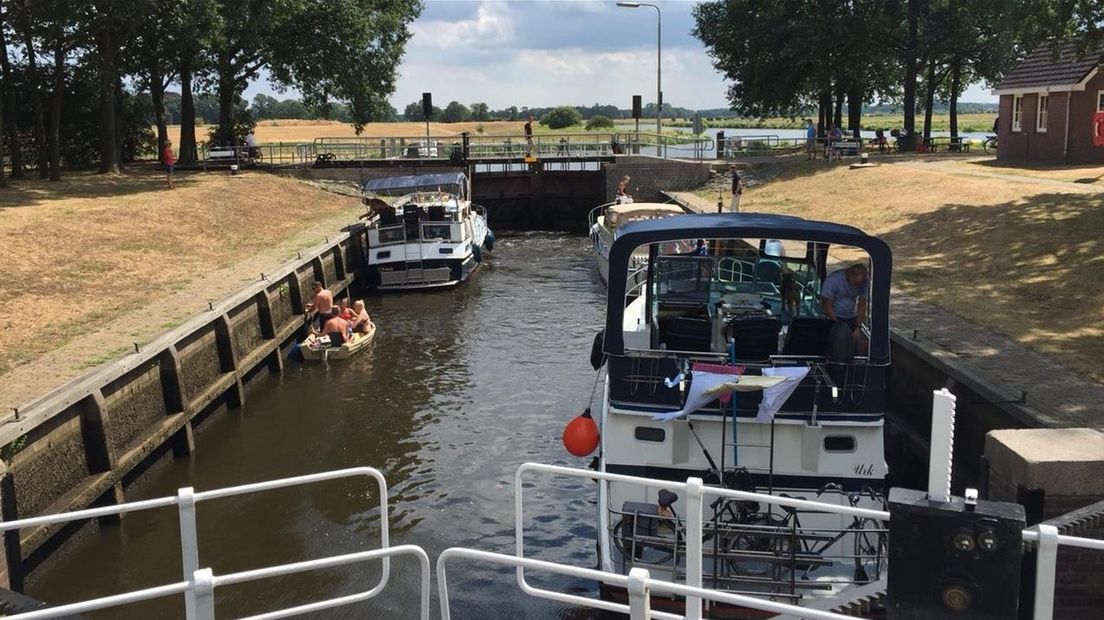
[616,2,661,140]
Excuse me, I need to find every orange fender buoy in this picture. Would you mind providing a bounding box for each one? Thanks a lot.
[563,408,600,457]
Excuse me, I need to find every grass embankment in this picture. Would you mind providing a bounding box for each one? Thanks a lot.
[697,156,1104,382]
[0,169,361,406]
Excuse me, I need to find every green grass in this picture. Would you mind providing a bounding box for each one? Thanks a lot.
[80,346,131,369]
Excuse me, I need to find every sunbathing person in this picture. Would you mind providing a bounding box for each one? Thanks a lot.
[321,313,350,346]
[349,300,374,334]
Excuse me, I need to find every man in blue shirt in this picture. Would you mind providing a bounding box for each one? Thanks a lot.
[821,264,868,339]
[805,119,817,160]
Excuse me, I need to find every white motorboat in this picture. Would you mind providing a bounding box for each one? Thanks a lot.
[588,212,893,616]
[300,322,377,361]
[362,172,495,291]
[588,201,688,286]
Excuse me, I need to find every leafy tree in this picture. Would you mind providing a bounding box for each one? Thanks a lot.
[540,106,581,129]
[585,114,614,130]
[442,100,469,122]
[469,102,489,121]
[403,100,441,122]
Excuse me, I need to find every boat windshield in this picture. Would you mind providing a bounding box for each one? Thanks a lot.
[623,238,874,359]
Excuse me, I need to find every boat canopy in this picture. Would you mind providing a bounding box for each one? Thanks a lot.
[602,212,893,365]
[362,172,468,197]
[604,203,687,230]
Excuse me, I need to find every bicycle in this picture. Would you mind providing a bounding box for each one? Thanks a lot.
[982,135,998,154]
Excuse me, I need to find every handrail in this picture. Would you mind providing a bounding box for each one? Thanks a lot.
[6,545,431,620]
[438,548,855,620]
[0,467,391,620]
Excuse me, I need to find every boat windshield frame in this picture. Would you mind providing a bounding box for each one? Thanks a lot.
[603,213,893,366]
[362,172,468,200]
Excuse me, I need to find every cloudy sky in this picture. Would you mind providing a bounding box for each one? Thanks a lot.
[248,0,996,110]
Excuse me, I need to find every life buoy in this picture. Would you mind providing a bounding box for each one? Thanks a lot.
[1094,112,1104,147]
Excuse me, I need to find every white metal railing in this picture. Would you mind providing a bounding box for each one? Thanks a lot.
[8,545,430,620]
[0,467,399,620]
[437,547,856,620]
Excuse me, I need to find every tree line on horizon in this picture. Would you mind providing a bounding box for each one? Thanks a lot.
[692,0,1100,146]
[0,0,421,185]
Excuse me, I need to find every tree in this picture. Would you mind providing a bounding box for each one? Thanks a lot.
[210,0,420,141]
[403,100,441,122]
[469,102,489,121]
[585,114,614,130]
[442,100,469,122]
[540,106,582,129]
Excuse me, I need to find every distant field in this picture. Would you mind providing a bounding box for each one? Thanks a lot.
[164,120,528,144]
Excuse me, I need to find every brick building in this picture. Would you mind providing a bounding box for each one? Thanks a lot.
[993,42,1104,164]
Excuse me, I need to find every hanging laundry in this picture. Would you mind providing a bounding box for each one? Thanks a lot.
[756,366,811,422]
[653,364,763,422]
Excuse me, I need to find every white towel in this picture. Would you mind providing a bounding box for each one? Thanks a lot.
[652,370,782,422]
[756,367,810,422]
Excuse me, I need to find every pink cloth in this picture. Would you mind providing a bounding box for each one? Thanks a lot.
[691,362,745,405]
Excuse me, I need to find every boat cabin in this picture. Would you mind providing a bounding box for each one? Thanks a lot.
[362,172,481,247]
[602,213,892,419]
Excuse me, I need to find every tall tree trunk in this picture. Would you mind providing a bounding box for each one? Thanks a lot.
[902,0,919,150]
[150,63,168,164]
[114,75,125,163]
[818,90,831,137]
[178,53,197,164]
[47,26,64,181]
[0,73,6,188]
[832,86,844,129]
[0,22,24,179]
[21,23,49,178]
[96,27,119,174]
[923,59,936,139]
[847,85,863,139]
[948,59,961,138]
[216,54,237,145]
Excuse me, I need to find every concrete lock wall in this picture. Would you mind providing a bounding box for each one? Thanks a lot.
[604,156,712,203]
[0,225,368,590]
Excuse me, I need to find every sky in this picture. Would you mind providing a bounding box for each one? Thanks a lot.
[245,0,997,111]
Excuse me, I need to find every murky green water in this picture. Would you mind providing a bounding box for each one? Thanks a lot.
[28,234,613,619]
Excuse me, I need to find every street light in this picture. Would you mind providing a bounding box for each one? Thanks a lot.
[616,2,661,139]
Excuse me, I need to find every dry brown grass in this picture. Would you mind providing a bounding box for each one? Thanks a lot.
[724,156,1104,381]
[166,120,527,144]
[0,168,361,402]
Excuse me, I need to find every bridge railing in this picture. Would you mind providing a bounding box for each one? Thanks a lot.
[0,467,397,619]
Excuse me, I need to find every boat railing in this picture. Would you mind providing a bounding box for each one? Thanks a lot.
[0,467,423,620]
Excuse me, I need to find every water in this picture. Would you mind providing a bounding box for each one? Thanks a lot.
[26,234,612,619]
[612,123,991,158]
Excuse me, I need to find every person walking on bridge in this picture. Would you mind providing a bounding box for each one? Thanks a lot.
[524,116,535,147]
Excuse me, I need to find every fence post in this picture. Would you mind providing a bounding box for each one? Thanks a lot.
[191,567,215,620]
[627,567,652,620]
[178,487,200,619]
[1032,524,1059,620]
[684,477,704,620]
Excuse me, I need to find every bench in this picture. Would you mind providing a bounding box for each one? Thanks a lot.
[828,139,862,160]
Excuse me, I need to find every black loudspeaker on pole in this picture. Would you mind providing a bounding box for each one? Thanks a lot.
[422,93,433,120]
[632,95,642,120]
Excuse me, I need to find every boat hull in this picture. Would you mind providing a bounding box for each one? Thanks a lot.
[301,323,376,361]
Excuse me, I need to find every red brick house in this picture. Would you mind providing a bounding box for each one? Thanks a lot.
[994,42,1104,164]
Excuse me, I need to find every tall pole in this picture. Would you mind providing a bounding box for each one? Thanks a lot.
[655,4,661,139]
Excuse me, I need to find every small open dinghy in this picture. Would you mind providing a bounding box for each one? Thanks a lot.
[300,322,377,361]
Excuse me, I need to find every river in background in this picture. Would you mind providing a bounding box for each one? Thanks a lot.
[27,234,613,619]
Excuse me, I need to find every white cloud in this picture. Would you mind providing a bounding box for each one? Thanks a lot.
[411,2,515,49]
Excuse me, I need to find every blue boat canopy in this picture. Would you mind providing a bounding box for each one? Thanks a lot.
[362,172,468,196]
[602,212,894,365]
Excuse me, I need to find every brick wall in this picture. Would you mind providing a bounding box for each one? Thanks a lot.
[1043,499,1104,619]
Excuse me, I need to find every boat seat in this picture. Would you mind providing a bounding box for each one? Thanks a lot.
[782,317,836,356]
[663,316,712,352]
[726,316,781,361]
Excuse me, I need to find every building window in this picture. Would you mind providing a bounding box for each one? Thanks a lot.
[1037,94,1048,132]
[1012,95,1023,132]
[1098,90,1104,112]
